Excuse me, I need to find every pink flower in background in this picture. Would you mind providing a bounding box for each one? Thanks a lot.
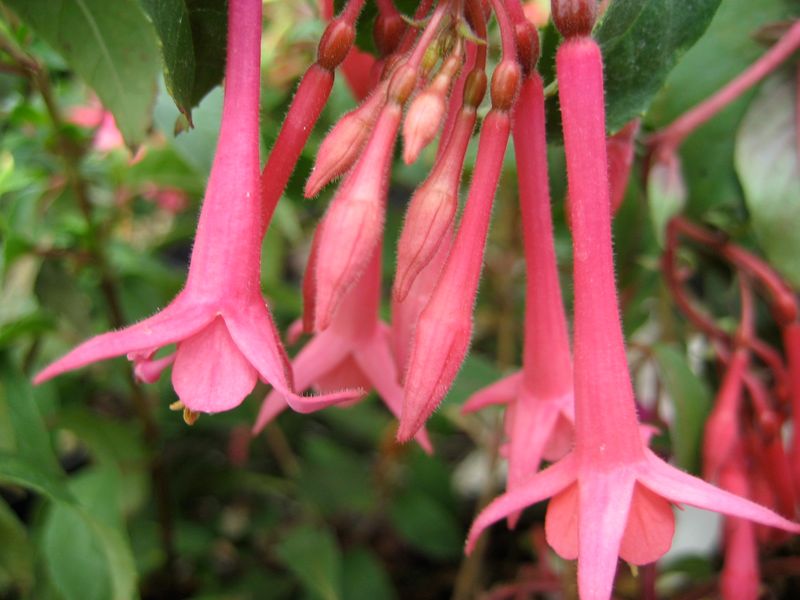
[35,0,359,417]
[255,249,432,453]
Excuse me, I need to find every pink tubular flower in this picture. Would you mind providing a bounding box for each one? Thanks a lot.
[34,0,358,416]
[397,59,521,443]
[254,248,432,453]
[466,19,799,600]
[462,72,574,527]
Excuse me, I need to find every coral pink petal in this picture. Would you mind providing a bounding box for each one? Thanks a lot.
[507,398,563,493]
[291,330,352,392]
[34,299,212,384]
[224,301,293,391]
[253,392,288,433]
[461,371,522,414]
[641,450,800,533]
[465,453,577,553]
[172,317,258,413]
[544,411,575,462]
[619,483,675,565]
[314,356,369,398]
[355,335,433,454]
[545,483,579,560]
[576,473,637,600]
[133,352,175,384]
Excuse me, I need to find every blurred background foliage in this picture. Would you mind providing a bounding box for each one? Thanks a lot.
[0,0,799,598]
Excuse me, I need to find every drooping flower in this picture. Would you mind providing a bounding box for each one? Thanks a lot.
[466,9,800,599]
[462,65,574,527]
[254,247,432,453]
[35,0,358,416]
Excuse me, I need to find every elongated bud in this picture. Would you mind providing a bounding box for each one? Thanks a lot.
[398,110,511,442]
[395,107,476,299]
[304,84,387,197]
[514,20,541,76]
[312,103,403,330]
[551,0,597,38]
[490,60,521,111]
[403,53,463,164]
[317,18,356,71]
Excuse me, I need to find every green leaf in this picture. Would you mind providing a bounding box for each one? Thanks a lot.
[0,452,74,504]
[0,498,34,594]
[3,0,160,148]
[0,358,61,475]
[41,467,137,600]
[139,0,228,118]
[276,525,342,600]
[140,0,196,120]
[653,344,712,473]
[184,0,228,107]
[390,490,462,560]
[735,71,800,287]
[341,548,396,600]
[596,0,722,132]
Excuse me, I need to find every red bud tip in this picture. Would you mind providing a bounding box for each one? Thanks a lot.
[490,61,521,111]
[514,21,541,75]
[551,0,597,38]
[317,19,356,71]
[373,12,405,56]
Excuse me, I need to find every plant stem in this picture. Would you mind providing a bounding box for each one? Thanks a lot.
[650,20,800,153]
[0,29,178,587]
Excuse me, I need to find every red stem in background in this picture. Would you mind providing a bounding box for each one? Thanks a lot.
[650,20,800,153]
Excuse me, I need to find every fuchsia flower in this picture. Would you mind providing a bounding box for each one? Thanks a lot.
[462,69,574,525]
[35,0,358,416]
[466,9,799,599]
[254,248,432,453]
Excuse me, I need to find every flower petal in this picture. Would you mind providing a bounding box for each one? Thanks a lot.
[355,334,433,454]
[461,372,522,414]
[34,298,212,384]
[545,482,579,560]
[576,472,636,600]
[641,450,800,533]
[619,483,675,565]
[172,317,258,413]
[466,453,577,554]
[253,330,352,432]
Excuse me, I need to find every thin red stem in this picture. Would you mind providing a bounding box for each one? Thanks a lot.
[651,20,800,152]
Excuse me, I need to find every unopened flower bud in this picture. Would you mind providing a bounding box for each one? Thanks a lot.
[490,61,521,111]
[514,20,541,75]
[403,91,445,164]
[317,19,355,71]
[551,0,597,38]
[305,86,387,197]
[374,12,405,56]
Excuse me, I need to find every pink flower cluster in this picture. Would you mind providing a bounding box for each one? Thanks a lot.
[36,0,799,597]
